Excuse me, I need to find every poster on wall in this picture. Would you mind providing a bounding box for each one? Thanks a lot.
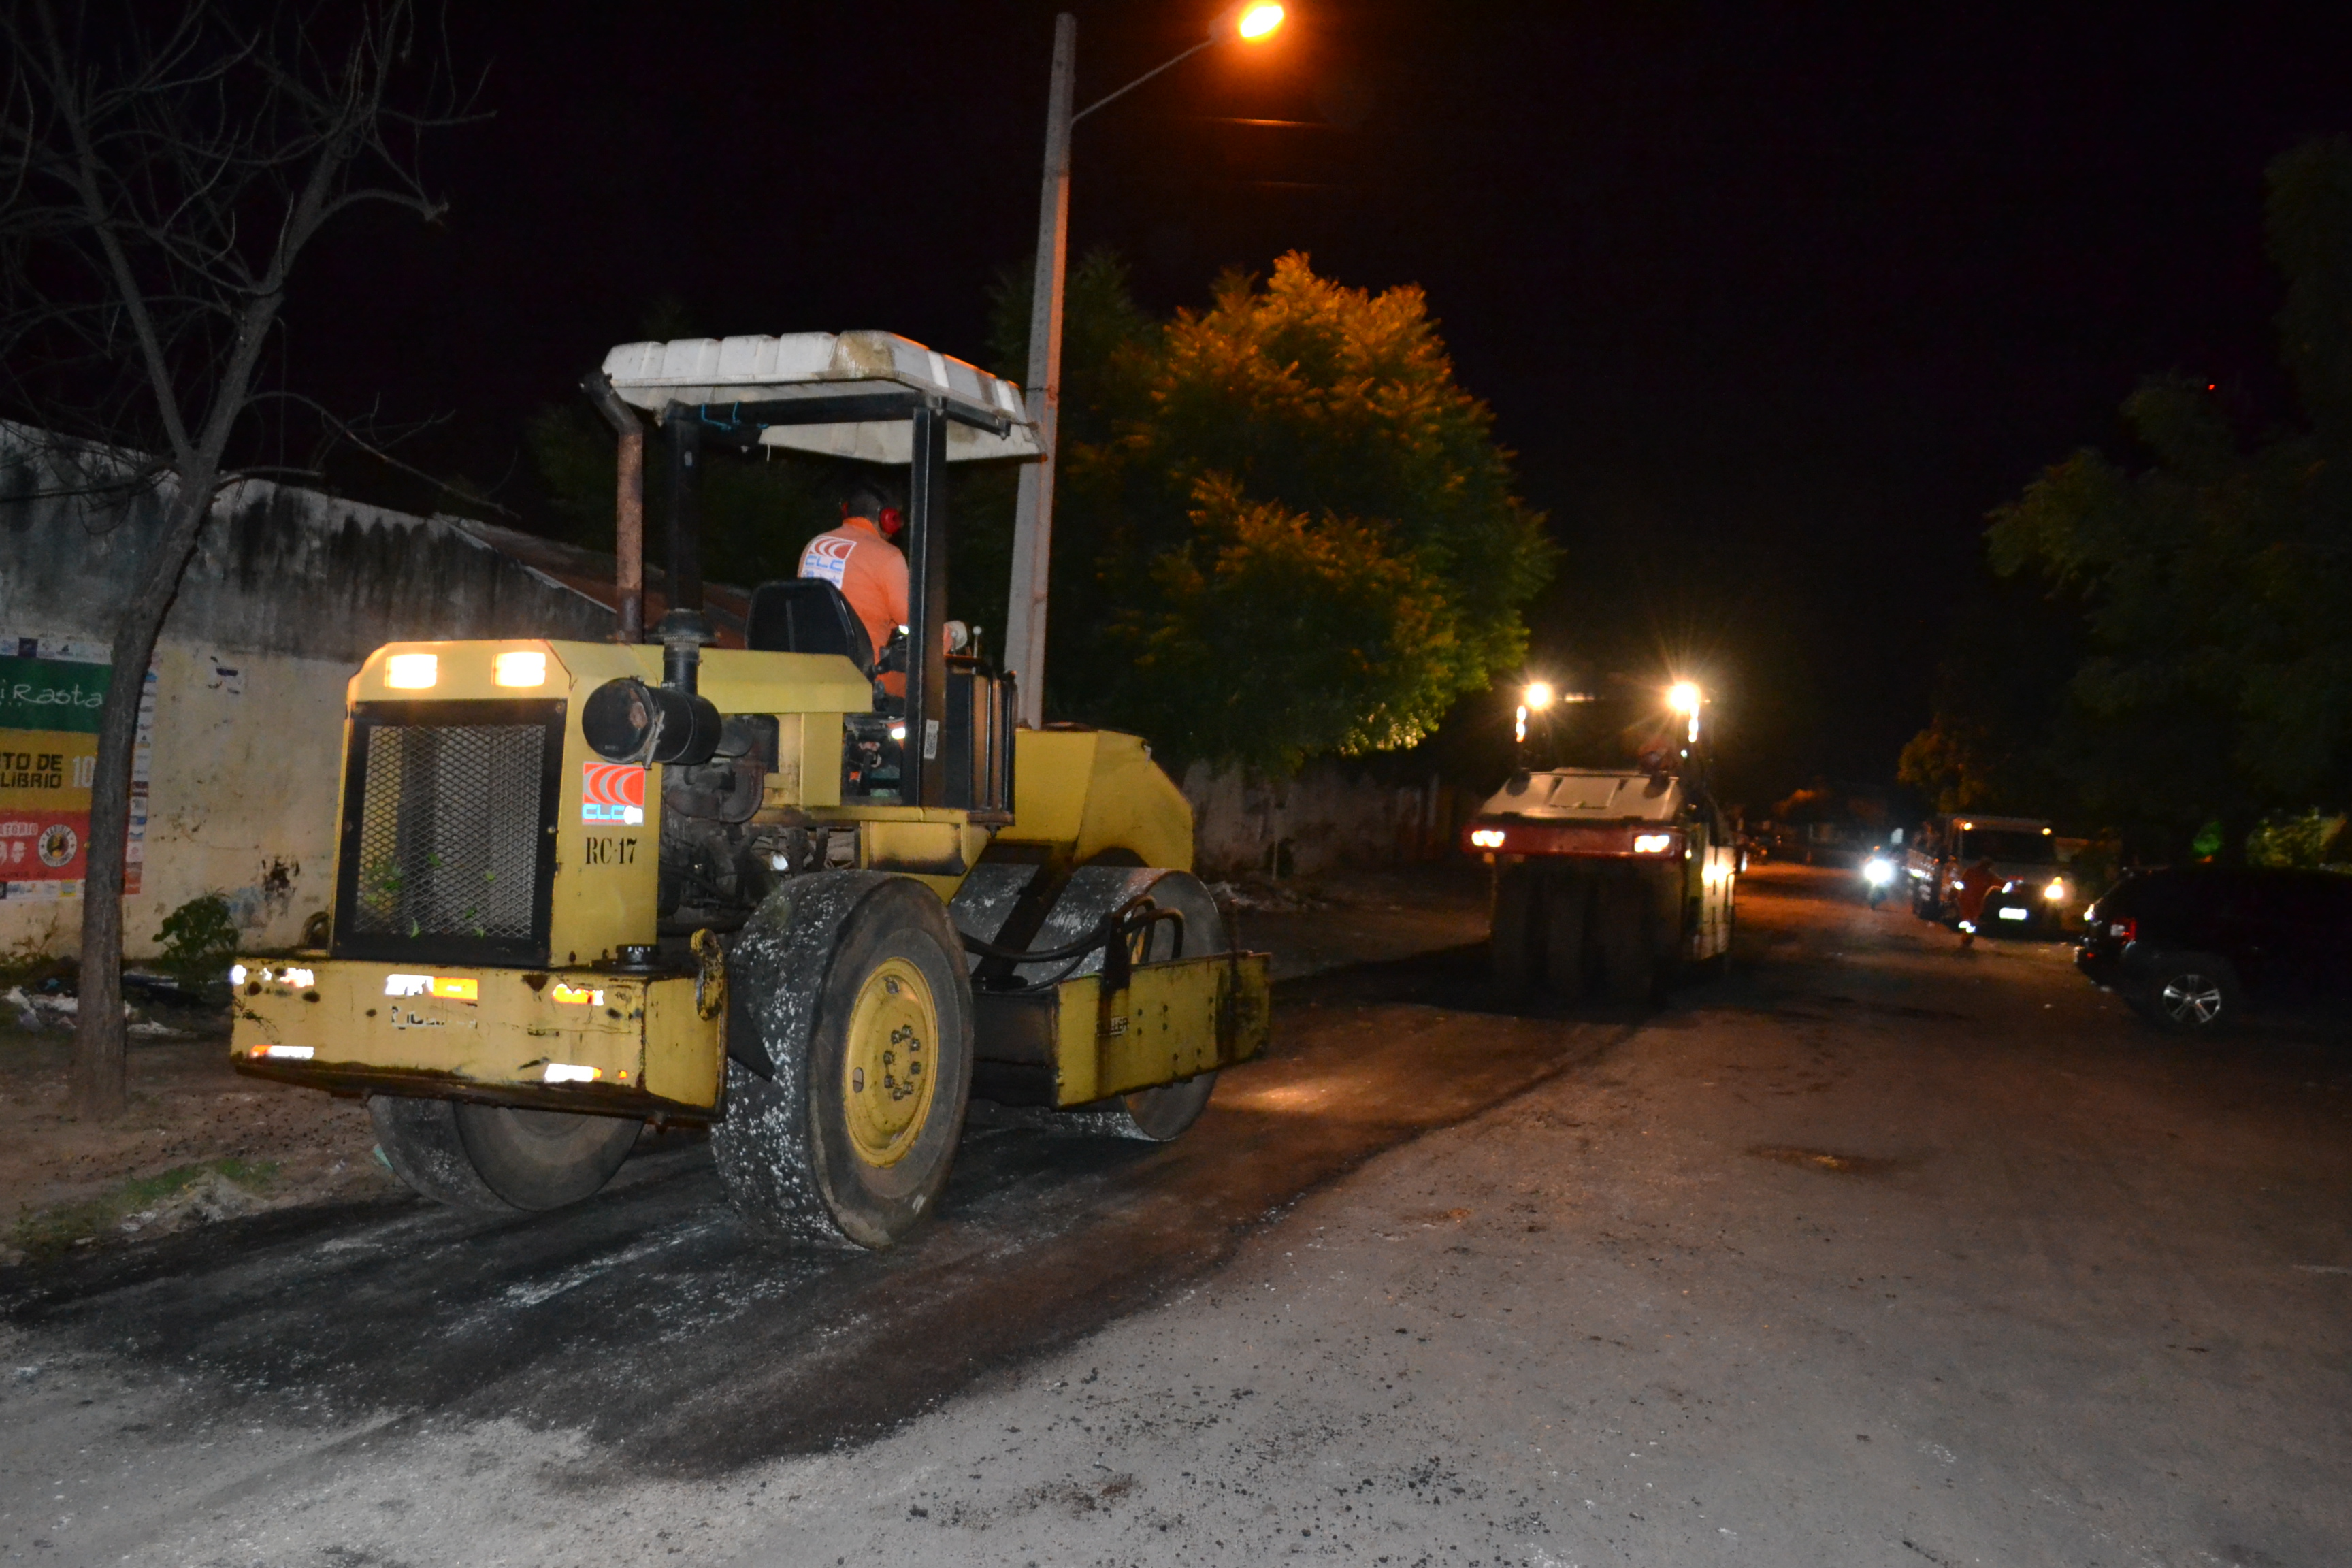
[0,634,154,902]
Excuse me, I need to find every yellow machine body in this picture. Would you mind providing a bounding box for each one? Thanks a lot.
[230,637,1263,1120]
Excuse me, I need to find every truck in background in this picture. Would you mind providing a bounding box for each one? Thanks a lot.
[1905,813,2076,936]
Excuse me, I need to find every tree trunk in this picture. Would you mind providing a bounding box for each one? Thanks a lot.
[67,472,218,1121]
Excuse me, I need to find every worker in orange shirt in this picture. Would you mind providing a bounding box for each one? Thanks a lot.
[1953,856,1998,949]
[799,480,909,691]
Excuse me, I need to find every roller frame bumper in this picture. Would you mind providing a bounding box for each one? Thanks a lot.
[973,949,1273,1109]
[229,956,726,1122]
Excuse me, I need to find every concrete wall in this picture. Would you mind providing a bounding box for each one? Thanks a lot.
[1182,760,1468,880]
[0,430,617,959]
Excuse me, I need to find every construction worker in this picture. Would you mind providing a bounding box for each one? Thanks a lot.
[1953,856,1998,949]
[799,480,909,690]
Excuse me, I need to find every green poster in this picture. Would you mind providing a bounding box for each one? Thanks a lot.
[0,654,110,734]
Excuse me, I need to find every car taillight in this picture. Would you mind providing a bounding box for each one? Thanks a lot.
[2108,918,2136,942]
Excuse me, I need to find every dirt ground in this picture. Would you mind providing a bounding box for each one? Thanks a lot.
[0,861,1486,1264]
[0,1011,396,1266]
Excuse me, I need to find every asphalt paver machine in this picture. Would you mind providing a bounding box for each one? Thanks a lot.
[229,331,1269,1248]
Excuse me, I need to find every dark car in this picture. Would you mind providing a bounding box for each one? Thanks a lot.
[2076,866,2352,1032]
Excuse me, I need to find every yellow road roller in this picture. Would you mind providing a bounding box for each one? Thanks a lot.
[229,331,1269,1248]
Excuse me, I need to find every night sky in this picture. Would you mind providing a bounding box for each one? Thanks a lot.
[284,1,2351,800]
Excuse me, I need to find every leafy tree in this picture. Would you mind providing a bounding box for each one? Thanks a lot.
[1042,252,1554,772]
[1910,137,2352,855]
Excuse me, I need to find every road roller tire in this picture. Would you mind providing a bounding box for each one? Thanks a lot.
[368,1095,641,1213]
[1490,864,1542,994]
[369,1094,512,1211]
[1541,868,1592,998]
[1095,1071,1220,1141]
[453,1104,641,1211]
[715,872,975,1249]
[1598,877,1656,1002]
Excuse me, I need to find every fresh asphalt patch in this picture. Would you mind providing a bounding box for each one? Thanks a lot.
[0,947,1639,1477]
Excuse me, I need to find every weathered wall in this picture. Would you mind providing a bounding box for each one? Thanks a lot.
[0,446,615,662]
[0,431,616,959]
[1182,761,1467,879]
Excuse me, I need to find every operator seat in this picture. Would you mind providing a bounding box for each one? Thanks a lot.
[749,577,903,798]
[745,578,876,676]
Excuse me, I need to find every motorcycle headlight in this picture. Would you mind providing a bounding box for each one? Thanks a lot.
[2043,879,2067,902]
[1863,858,1894,885]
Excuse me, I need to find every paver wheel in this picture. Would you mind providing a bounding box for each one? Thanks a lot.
[1032,867,1228,1142]
[369,1095,640,1212]
[715,872,974,1248]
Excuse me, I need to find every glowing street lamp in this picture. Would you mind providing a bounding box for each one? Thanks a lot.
[1230,3,1287,41]
[1514,679,1555,747]
[1667,680,1703,745]
[1003,4,1290,727]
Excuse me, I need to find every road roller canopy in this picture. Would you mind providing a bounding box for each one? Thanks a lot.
[600,331,1040,465]
[1480,769,1685,825]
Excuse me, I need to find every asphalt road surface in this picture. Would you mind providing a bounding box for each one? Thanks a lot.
[4,862,2347,1567]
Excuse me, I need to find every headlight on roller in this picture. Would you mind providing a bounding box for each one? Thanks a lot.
[1632,833,1674,854]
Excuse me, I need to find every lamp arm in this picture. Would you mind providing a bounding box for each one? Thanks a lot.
[1071,37,1214,125]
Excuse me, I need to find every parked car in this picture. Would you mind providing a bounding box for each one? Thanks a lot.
[2075,866,2352,1032]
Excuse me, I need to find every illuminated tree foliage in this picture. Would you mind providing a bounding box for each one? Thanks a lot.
[1049,253,1554,772]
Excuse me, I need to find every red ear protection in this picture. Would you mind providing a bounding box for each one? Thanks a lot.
[878,506,904,536]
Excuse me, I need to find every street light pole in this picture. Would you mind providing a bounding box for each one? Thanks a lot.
[1002,4,1285,729]
[1004,13,1076,731]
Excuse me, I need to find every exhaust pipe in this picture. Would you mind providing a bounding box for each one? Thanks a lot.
[655,407,715,697]
[581,371,644,643]
[575,388,721,768]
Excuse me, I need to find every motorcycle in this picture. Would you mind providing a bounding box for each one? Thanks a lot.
[1861,847,1898,909]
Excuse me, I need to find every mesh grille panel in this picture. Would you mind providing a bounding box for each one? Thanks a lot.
[347,723,548,944]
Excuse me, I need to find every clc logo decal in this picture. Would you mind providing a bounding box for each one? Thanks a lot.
[800,534,853,587]
[582,762,646,826]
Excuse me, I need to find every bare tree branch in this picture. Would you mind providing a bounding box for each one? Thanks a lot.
[0,0,482,1119]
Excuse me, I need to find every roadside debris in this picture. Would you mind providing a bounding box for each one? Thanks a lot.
[3,985,188,1038]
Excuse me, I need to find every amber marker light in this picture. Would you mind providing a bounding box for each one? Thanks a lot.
[494,649,547,687]
[385,653,438,689]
